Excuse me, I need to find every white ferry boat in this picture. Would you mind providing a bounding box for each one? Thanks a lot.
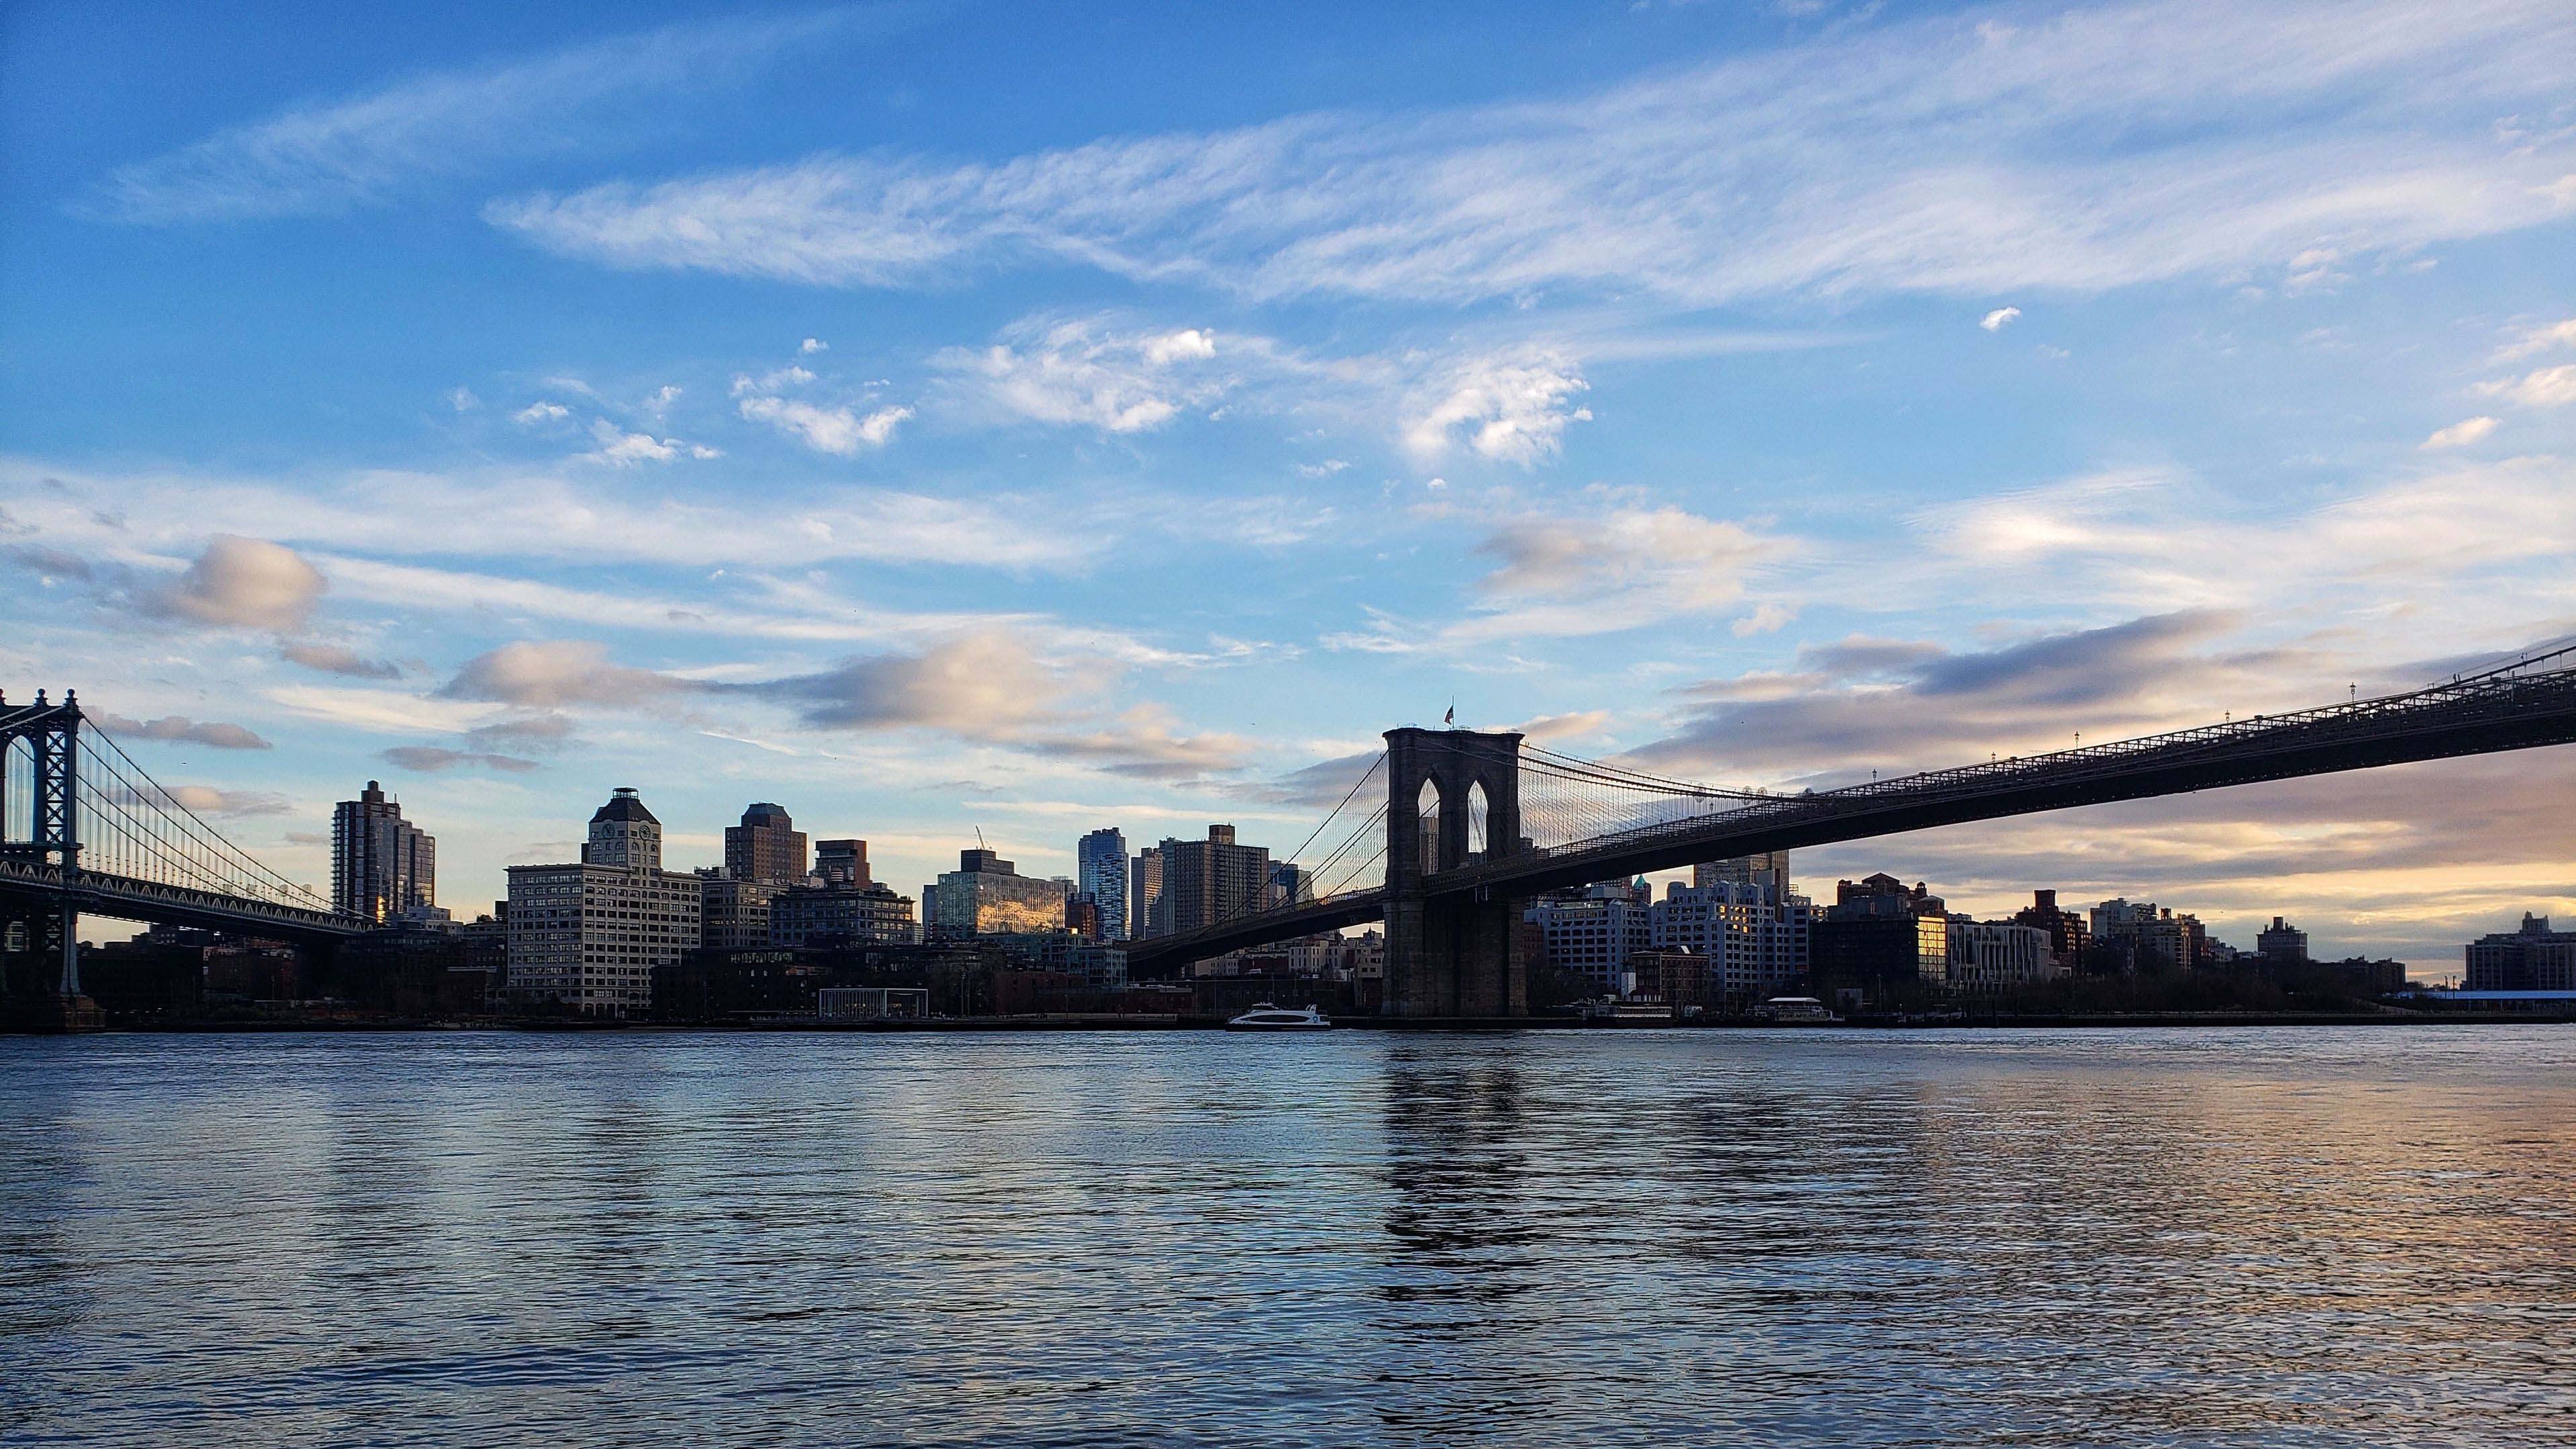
[1223,1002,1332,1032]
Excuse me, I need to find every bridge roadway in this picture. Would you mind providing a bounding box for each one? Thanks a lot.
[1123,651,2576,976]
[0,859,362,946]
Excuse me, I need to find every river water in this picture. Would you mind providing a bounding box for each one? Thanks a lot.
[3,1027,2573,1447]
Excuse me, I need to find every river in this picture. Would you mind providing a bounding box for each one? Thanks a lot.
[3,1026,2573,1446]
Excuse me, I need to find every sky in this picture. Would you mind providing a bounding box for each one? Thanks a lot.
[3,0,2573,973]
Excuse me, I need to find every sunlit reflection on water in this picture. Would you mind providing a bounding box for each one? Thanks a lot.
[4,1028,2574,1446]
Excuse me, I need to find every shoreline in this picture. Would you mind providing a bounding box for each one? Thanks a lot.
[9,1010,2571,1036]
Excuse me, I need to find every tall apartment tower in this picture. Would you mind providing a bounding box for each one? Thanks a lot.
[1157,824,1271,934]
[1695,851,1789,896]
[331,780,434,923]
[724,803,809,886]
[1078,827,1130,941]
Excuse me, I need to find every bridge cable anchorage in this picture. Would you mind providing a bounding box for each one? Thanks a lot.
[74,720,341,914]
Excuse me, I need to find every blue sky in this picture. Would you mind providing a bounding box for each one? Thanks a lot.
[5,0,2573,969]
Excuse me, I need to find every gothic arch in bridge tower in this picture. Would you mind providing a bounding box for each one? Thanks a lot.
[1381,726,1527,1018]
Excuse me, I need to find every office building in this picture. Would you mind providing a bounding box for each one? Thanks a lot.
[504,788,702,1017]
[925,848,1068,938]
[1694,851,1788,896]
[1156,825,1271,934]
[1078,828,1130,941]
[1067,894,1104,941]
[331,780,434,924]
[724,803,808,888]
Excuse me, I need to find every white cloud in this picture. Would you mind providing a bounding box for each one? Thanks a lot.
[1403,351,1593,465]
[280,641,402,679]
[448,386,479,411]
[488,0,2576,307]
[513,401,570,425]
[151,535,327,630]
[83,10,877,223]
[441,639,686,708]
[731,365,816,394]
[2495,317,2576,361]
[800,337,829,354]
[737,396,911,454]
[165,785,292,818]
[1980,307,2021,331]
[1,456,1086,572]
[2420,416,2500,449]
[2477,364,2576,408]
[582,419,688,465]
[936,317,1232,433]
[90,713,273,749]
[1733,602,1796,636]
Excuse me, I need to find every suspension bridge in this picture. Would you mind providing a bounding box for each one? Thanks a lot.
[2,690,362,1009]
[7,641,2576,1020]
[1125,643,2576,1015]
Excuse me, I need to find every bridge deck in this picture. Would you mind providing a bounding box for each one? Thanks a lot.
[0,861,364,943]
[1126,653,2576,973]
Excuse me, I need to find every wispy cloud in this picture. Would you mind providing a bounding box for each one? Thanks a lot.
[83,9,885,223]
[489,0,2576,307]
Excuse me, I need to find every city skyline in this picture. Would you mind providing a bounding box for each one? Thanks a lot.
[6,0,2575,967]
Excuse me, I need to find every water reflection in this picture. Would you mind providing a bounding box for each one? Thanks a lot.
[3,1028,2575,1446]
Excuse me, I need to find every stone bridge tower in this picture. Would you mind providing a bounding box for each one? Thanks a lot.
[1383,726,1526,1018]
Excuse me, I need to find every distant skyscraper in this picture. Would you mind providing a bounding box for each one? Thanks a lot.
[1078,828,1130,941]
[509,788,700,1017]
[332,780,433,924]
[1132,846,1165,939]
[1157,825,1271,933]
[2256,916,2310,965]
[925,848,1069,938]
[1695,851,1788,895]
[724,803,808,887]
[1269,861,1314,908]
[815,838,869,887]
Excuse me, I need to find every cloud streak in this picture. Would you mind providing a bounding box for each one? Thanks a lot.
[489,0,2576,307]
[84,9,885,223]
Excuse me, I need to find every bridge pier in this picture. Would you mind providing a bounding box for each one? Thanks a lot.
[1382,727,1527,1019]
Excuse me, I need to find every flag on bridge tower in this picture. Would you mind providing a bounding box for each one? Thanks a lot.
[1443,702,1454,727]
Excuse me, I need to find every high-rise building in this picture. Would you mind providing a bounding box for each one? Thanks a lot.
[1132,847,1165,939]
[1694,852,1789,896]
[1066,894,1105,941]
[1157,825,1271,934]
[1269,861,1314,908]
[724,804,808,887]
[1077,828,1130,941]
[925,848,1068,938]
[506,788,701,1017]
[815,839,869,887]
[332,780,435,924]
